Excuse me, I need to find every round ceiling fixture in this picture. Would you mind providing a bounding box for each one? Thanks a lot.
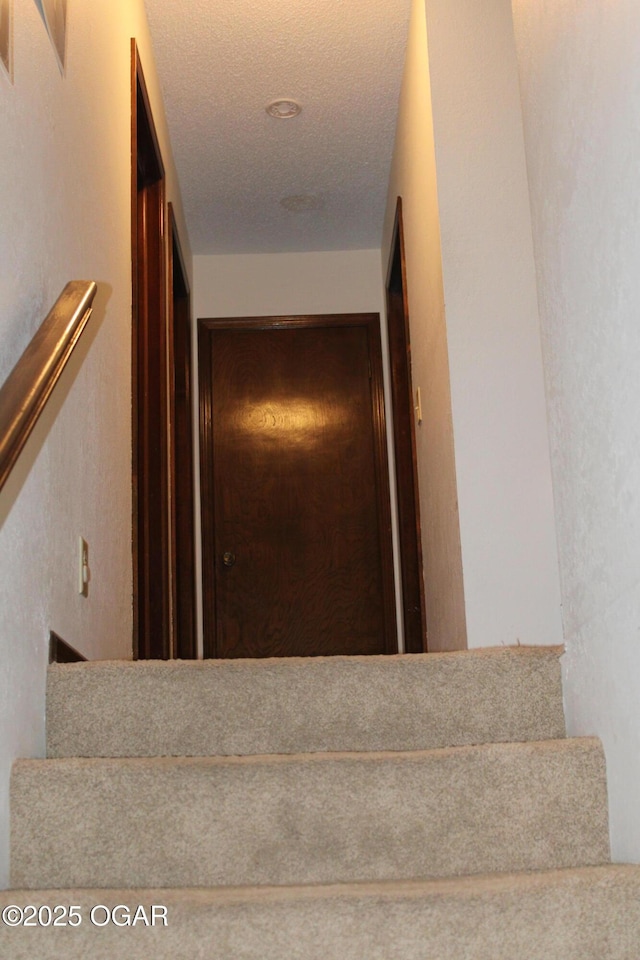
[266,99,302,120]
[280,194,323,212]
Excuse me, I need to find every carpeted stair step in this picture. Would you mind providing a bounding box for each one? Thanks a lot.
[46,646,565,758]
[2,865,640,960]
[11,737,608,890]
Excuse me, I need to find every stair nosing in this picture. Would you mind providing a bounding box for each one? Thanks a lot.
[47,644,565,673]
[18,735,598,772]
[4,863,633,906]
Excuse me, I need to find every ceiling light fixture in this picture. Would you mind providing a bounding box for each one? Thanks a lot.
[266,99,302,120]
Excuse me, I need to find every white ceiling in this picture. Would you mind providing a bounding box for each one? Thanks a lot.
[143,0,412,255]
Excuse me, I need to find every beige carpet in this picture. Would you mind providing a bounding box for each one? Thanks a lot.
[46,646,565,758]
[3,646,638,958]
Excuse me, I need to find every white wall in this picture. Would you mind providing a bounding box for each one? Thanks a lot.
[381,0,466,651]
[392,0,563,649]
[512,0,640,862]
[193,249,403,653]
[195,250,386,319]
[0,0,190,886]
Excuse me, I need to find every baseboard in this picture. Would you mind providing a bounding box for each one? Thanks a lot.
[49,631,87,664]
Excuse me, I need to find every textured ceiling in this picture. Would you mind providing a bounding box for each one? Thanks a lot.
[143,0,412,254]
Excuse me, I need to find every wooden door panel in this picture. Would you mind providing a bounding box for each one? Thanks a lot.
[200,317,396,658]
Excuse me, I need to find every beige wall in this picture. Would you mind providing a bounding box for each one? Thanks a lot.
[513,0,640,862]
[0,0,190,886]
[195,250,385,320]
[381,0,466,651]
[426,0,562,650]
[384,0,563,650]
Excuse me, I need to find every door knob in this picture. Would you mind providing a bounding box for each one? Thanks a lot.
[222,551,236,568]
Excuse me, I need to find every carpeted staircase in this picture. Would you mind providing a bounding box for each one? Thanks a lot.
[2,645,640,958]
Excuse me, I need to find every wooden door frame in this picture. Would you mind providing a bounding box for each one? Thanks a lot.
[131,40,170,659]
[385,198,428,652]
[167,203,197,659]
[198,313,398,658]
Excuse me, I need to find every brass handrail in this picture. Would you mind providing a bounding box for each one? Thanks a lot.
[0,281,98,494]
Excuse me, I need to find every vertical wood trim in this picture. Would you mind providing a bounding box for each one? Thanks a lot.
[167,204,177,655]
[131,40,170,660]
[385,197,428,652]
[365,314,399,654]
[197,318,216,658]
[130,39,139,657]
[168,203,197,659]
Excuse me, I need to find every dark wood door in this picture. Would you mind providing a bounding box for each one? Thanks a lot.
[199,314,397,658]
